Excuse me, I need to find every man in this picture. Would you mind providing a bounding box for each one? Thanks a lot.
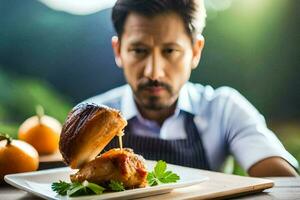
[86,0,298,176]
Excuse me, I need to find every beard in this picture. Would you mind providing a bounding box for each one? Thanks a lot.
[133,79,175,111]
[139,95,166,110]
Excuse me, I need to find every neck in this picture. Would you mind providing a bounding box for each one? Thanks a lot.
[137,103,177,126]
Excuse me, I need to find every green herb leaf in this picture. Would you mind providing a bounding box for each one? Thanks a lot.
[51,180,105,197]
[147,160,180,186]
[67,182,84,197]
[160,171,180,183]
[154,160,167,178]
[147,172,158,186]
[109,180,125,191]
[85,181,105,195]
[51,181,71,195]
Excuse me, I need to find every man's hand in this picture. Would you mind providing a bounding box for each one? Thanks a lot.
[248,156,298,177]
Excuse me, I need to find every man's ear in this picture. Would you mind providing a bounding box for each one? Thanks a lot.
[191,34,205,69]
[111,36,123,68]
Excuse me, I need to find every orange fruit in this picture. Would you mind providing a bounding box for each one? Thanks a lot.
[18,106,62,155]
[0,134,39,181]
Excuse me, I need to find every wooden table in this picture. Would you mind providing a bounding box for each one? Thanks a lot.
[1,176,299,199]
[236,177,300,200]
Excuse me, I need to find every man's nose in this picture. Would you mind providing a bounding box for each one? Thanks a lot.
[143,50,165,80]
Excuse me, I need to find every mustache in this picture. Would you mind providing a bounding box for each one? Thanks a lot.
[137,79,172,93]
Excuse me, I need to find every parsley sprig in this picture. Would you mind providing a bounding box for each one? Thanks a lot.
[147,160,180,186]
[109,180,125,191]
[51,180,105,197]
[51,180,70,195]
[51,180,125,196]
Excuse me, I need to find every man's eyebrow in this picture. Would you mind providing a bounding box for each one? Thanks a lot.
[128,42,182,47]
[162,42,182,48]
[128,41,148,47]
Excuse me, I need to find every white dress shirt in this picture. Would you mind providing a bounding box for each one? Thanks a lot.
[85,82,299,171]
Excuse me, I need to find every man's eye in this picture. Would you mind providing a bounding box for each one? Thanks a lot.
[163,48,176,54]
[131,48,147,54]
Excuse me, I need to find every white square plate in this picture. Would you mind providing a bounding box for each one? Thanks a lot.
[4,160,209,200]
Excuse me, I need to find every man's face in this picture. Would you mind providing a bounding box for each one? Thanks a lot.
[112,12,204,111]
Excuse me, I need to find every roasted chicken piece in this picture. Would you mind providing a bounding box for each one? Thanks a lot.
[70,148,148,188]
[59,104,148,188]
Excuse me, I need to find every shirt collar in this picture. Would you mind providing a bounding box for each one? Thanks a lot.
[120,82,197,120]
[177,82,196,115]
[120,85,138,120]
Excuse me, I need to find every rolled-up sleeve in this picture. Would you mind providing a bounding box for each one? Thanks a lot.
[223,89,299,171]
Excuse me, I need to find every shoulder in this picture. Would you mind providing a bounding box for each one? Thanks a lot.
[186,82,245,111]
[186,82,264,125]
[83,84,129,109]
[186,82,240,101]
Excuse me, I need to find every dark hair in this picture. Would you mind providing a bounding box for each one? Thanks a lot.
[111,0,206,41]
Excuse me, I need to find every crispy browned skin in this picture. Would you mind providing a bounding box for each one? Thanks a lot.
[59,103,127,169]
[70,148,148,188]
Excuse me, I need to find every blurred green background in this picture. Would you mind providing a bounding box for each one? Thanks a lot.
[0,0,299,173]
